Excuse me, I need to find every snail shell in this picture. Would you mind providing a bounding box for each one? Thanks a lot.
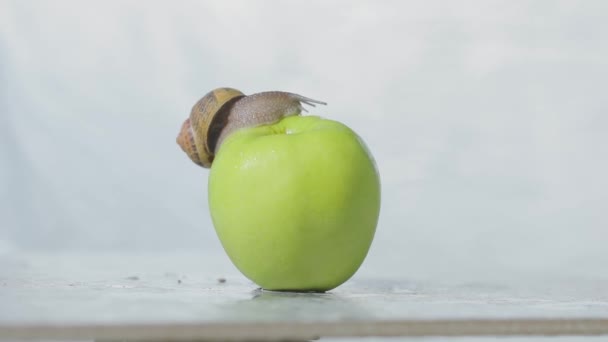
[177,88,326,168]
[177,88,244,167]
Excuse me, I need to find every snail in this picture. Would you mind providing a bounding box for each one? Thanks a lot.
[176,88,327,168]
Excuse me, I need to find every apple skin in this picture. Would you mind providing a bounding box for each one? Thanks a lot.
[208,115,380,292]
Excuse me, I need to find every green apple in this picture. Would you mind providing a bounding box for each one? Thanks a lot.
[208,115,380,292]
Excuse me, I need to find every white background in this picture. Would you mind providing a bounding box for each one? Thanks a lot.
[1,1,607,281]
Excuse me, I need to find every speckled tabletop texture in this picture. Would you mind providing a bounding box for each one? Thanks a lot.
[1,252,607,341]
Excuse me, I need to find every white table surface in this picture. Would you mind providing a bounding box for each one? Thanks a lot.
[1,252,607,341]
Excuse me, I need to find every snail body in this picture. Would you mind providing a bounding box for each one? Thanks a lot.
[177,88,326,168]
